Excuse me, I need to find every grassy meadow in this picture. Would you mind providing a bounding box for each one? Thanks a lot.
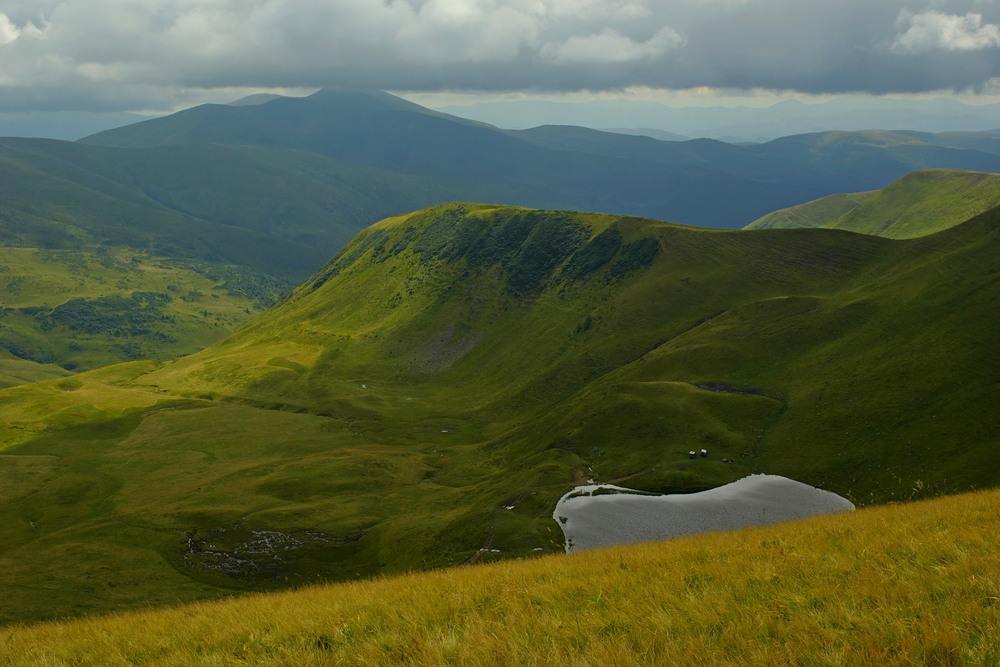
[2,487,997,666]
[0,352,69,389]
[0,245,275,373]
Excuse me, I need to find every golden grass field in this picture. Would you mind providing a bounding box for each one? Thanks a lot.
[3,487,997,666]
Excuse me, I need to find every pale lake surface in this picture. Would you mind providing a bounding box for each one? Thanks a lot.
[553,474,855,553]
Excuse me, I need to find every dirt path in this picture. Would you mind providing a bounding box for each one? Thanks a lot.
[461,523,496,565]
[608,469,655,485]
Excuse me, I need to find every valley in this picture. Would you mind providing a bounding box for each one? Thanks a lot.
[0,199,996,625]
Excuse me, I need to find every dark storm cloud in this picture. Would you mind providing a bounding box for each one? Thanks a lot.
[1,0,999,111]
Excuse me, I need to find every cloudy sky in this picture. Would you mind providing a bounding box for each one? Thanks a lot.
[1,0,999,113]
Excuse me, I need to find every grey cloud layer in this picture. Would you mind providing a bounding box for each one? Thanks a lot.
[1,0,999,110]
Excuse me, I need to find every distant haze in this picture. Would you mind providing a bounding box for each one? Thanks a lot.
[429,96,1000,142]
[0,111,149,140]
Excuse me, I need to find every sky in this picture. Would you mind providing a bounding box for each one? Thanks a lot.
[1,0,1000,114]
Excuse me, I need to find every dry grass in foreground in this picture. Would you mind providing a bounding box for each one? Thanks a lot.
[3,488,998,666]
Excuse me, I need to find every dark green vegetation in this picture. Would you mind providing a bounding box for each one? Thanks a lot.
[82,90,1000,229]
[1,202,997,625]
[0,136,468,278]
[747,169,1000,238]
[0,245,278,372]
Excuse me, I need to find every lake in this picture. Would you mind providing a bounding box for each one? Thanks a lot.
[553,474,854,552]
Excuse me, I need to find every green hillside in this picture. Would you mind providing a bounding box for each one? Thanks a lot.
[0,203,996,624]
[144,202,1000,501]
[746,169,1000,238]
[0,137,487,373]
[0,245,273,372]
[0,351,69,389]
[744,192,873,231]
[0,137,471,278]
[0,141,286,373]
[5,487,997,665]
[899,129,1000,156]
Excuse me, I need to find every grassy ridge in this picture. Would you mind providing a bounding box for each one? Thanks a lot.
[146,202,1000,501]
[4,487,998,665]
[746,169,1000,238]
[0,203,997,624]
[742,191,872,231]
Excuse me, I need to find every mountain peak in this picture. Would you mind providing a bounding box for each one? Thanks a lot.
[306,88,417,109]
[227,93,286,106]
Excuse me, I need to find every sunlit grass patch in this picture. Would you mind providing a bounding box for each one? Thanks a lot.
[4,488,998,665]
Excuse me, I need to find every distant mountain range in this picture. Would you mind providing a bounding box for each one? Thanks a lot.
[0,111,149,142]
[80,89,1000,231]
[11,94,1000,145]
[433,95,1000,142]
